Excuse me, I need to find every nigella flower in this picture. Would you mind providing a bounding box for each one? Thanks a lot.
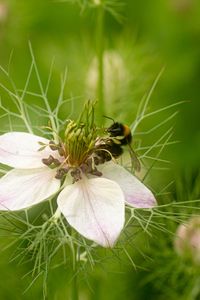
[0,108,156,247]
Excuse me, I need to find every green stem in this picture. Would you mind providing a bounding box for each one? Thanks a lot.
[71,270,78,300]
[29,42,59,142]
[96,5,105,124]
[71,232,79,300]
[19,100,33,134]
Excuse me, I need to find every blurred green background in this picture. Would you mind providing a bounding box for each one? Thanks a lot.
[0,0,200,299]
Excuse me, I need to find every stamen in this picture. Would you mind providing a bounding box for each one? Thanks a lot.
[71,168,82,182]
[79,157,102,178]
[90,168,102,177]
[42,155,62,168]
[58,146,65,157]
[49,140,65,157]
[49,140,58,151]
[53,158,62,166]
[42,155,54,166]
[55,167,69,180]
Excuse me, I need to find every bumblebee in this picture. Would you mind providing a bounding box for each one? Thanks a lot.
[95,120,141,172]
[107,122,132,145]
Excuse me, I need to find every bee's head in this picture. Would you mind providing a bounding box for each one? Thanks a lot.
[107,122,124,137]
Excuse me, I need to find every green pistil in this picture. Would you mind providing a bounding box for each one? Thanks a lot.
[64,120,97,166]
[42,101,103,181]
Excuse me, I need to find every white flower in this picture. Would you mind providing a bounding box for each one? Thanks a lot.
[0,131,156,247]
[0,132,62,210]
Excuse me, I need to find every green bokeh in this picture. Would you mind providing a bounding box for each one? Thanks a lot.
[0,0,200,299]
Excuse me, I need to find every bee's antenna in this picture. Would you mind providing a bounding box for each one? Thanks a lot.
[103,115,115,123]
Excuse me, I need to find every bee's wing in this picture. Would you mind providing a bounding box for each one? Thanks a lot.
[127,144,141,172]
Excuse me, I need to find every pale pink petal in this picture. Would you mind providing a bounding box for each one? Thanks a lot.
[57,177,125,247]
[0,167,60,210]
[0,132,60,169]
[99,162,157,208]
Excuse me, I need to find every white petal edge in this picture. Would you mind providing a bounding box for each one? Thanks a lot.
[57,177,125,247]
[99,162,157,208]
[0,132,60,169]
[0,167,61,210]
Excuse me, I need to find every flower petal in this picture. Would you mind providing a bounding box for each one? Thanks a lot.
[57,177,125,247]
[99,162,157,208]
[0,167,60,210]
[0,132,59,169]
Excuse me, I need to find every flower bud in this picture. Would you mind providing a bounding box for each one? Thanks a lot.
[0,3,8,23]
[93,0,101,6]
[174,216,200,264]
[170,0,193,13]
[86,51,128,114]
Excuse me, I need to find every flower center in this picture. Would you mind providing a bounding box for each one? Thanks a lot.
[64,120,96,166]
[40,101,119,182]
[41,118,105,182]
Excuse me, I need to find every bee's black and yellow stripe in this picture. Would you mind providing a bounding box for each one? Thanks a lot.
[107,122,132,145]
